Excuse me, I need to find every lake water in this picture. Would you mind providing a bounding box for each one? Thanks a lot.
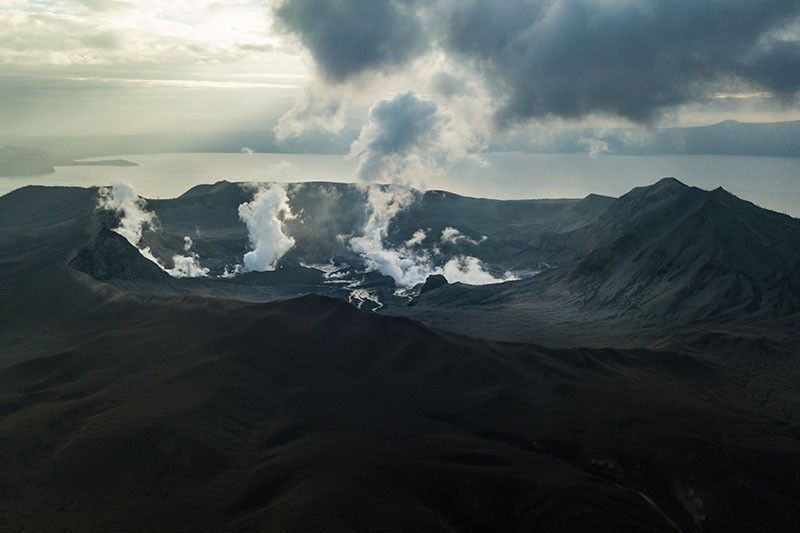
[2,152,799,217]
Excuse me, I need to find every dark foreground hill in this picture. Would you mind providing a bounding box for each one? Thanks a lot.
[4,292,800,532]
[1,183,799,531]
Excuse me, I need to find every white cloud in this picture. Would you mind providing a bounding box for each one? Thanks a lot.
[273,84,347,141]
[0,1,306,89]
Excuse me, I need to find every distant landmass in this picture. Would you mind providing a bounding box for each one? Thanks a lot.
[61,158,139,168]
[499,119,800,158]
[0,145,136,177]
[0,146,64,176]
[3,119,800,160]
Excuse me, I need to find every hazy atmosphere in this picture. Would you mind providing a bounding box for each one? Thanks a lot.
[2,1,800,156]
[2,2,800,531]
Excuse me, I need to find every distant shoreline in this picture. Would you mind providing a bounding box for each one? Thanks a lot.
[59,159,138,168]
[0,145,137,177]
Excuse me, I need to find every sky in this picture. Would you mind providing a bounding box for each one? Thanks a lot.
[2,1,800,163]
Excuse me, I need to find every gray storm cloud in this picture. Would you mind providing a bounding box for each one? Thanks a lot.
[273,0,428,82]
[274,0,800,123]
[348,91,458,183]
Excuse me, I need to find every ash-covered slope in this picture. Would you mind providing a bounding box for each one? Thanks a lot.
[6,179,799,348]
[143,177,800,324]
[391,189,614,269]
[565,178,800,319]
[400,178,800,348]
[69,226,171,282]
[2,182,800,531]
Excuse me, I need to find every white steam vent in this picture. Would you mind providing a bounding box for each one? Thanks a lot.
[97,182,209,278]
[167,237,210,278]
[96,181,155,247]
[238,183,296,272]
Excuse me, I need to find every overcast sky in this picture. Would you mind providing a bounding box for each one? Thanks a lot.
[2,1,799,152]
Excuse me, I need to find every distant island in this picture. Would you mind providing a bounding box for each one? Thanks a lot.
[60,159,139,168]
[0,145,136,177]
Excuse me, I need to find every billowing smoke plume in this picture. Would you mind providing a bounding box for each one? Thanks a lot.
[96,181,165,268]
[349,91,462,184]
[167,237,210,279]
[344,91,500,287]
[97,183,209,278]
[238,184,296,272]
[440,227,484,246]
[348,186,433,287]
[442,256,517,285]
[405,229,427,247]
[348,186,513,288]
[274,84,347,141]
[97,181,156,247]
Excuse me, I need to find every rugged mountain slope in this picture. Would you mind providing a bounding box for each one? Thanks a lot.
[392,189,614,269]
[70,226,171,282]
[565,178,800,319]
[2,182,800,531]
[10,178,798,347]
[144,177,800,321]
[398,179,800,348]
